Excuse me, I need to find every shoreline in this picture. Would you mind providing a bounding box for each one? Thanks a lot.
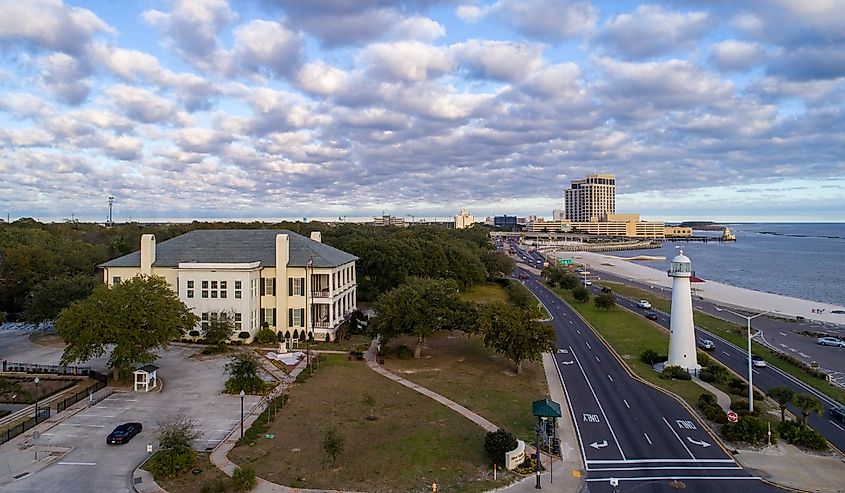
[548,250,845,327]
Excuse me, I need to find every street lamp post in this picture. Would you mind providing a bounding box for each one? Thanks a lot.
[715,307,773,412]
[239,390,245,438]
[34,376,40,419]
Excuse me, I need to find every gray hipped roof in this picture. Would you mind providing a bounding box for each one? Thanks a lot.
[100,230,357,269]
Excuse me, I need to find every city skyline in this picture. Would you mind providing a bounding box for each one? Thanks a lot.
[1,1,844,222]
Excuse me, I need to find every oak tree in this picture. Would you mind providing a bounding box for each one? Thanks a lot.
[480,302,556,374]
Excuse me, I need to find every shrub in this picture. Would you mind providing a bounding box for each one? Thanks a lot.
[188,330,201,337]
[779,421,828,450]
[730,400,749,412]
[722,415,770,445]
[662,365,691,380]
[699,370,716,382]
[594,293,615,310]
[572,286,590,303]
[238,331,251,339]
[254,328,276,344]
[639,349,667,366]
[728,377,748,395]
[231,466,257,492]
[559,274,579,290]
[397,345,413,360]
[147,448,197,480]
[705,405,729,424]
[484,429,518,467]
[224,352,267,394]
[325,332,331,342]
[778,420,802,443]
[697,352,712,367]
[698,393,716,408]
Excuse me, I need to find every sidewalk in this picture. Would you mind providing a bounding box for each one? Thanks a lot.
[691,376,732,413]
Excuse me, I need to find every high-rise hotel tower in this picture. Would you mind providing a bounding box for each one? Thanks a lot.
[564,173,616,222]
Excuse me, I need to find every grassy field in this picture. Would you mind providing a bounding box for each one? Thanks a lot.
[383,332,548,442]
[600,281,845,405]
[154,453,234,493]
[229,353,513,493]
[461,282,510,304]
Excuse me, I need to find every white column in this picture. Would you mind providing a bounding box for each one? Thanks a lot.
[668,275,698,370]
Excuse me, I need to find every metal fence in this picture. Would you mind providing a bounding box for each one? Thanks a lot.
[55,379,107,413]
[2,361,91,376]
[0,408,50,446]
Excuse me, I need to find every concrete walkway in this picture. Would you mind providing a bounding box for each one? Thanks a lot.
[692,376,732,413]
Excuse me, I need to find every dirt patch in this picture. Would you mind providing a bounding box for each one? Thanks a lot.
[153,453,234,493]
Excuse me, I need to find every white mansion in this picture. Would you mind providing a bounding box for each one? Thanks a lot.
[100,230,358,342]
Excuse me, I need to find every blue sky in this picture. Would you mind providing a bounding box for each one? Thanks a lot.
[1,0,844,223]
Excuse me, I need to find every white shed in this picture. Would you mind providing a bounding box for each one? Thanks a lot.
[133,364,159,392]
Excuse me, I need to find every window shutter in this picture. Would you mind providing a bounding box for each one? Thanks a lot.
[288,308,293,327]
[260,279,265,296]
[272,278,276,296]
[272,309,276,326]
[299,308,305,327]
[260,309,265,324]
[300,277,305,296]
[288,278,293,296]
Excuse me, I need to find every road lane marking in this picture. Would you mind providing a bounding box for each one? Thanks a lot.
[586,458,735,464]
[577,330,581,335]
[623,400,630,409]
[571,347,626,460]
[607,374,613,382]
[662,417,695,459]
[595,356,600,362]
[57,462,97,466]
[586,476,760,482]
[644,433,652,445]
[588,465,742,472]
[721,351,730,356]
[830,420,845,431]
[75,414,115,418]
[780,332,787,336]
[569,320,573,324]
[58,423,104,428]
[585,342,591,350]
[553,352,588,464]
[42,433,86,437]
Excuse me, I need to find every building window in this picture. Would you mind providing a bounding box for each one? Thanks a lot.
[202,290,209,299]
[264,308,275,326]
[211,290,217,298]
[112,276,121,285]
[290,277,305,296]
[234,280,242,299]
[220,290,227,299]
[291,309,302,327]
[234,313,241,322]
[264,278,274,296]
[187,289,194,299]
[202,281,209,289]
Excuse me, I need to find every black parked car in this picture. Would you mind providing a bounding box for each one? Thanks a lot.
[645,311,659,320]
[106,423,143,444]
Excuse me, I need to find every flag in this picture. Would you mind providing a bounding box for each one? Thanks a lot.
[307,256,313,268]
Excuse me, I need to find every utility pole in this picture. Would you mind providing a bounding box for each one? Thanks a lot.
[108,196,114,227]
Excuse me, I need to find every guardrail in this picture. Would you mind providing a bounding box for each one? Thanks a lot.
[0,408,50,446]
[2,361,91,376]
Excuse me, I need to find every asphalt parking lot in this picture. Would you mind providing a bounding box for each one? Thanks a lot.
[0,331,263,493]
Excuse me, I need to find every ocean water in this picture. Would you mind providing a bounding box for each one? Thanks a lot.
[610,223,845,306]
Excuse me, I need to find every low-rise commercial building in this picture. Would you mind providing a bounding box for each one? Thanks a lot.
[100,230,357,343]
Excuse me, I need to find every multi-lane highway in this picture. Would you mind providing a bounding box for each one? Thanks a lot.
[514,267,786,492]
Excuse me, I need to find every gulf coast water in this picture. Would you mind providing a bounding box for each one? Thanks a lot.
[610,223,845,307]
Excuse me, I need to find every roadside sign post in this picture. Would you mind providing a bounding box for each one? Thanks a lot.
[727,411,738,423]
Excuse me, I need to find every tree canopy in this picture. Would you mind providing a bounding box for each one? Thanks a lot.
[767,386,794,423]
[480,302,557,374]
[369,277,470,358]
[56,275,197,379]
[24,275,98,323]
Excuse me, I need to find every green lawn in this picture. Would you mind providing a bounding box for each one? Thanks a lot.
[383,332,549,443]
[600,281,845,405]
[461,282,510,304]
[230,353,514,493]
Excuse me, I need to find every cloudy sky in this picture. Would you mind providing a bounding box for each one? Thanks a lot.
[1,0,844,223]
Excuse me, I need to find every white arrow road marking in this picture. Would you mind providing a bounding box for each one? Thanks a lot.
[686,437,711,448]
[561,361,574,365]
[590,440,609,449]
[780,332,787,336]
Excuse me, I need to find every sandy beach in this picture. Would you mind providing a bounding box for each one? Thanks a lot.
[547,250,845,327]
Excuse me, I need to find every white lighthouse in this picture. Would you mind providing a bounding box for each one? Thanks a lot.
[667,251,700,372]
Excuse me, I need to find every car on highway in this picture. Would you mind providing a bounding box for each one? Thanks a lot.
[831,406,845,424]
[517,273,529,280]
[645,311,659,321]
[817,336,845,347]
[750,355,767,368]
[697,339,715,351]
[600,286,612,293]
[636,300,652,309]
[584,280,592,286]
[106,422,143,444]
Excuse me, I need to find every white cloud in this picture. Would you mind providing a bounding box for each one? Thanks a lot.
[0,0,111,55]
[142,0,236,70]
[453,39,545,82]
[295,61,349,95]
[37,52,90,104]
[104,85,179,124]
[709,40,765,72]
[232,19,304,78]
[390,16,445,41]
[456,5,487,23]
[490,0,596,42]
[597,5,712,59]
[361,41,452,82]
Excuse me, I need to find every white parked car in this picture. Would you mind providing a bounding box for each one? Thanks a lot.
[637,300,652,309]
[817,336,845,347]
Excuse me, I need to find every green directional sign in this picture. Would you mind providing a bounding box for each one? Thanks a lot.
[559,258,573,266]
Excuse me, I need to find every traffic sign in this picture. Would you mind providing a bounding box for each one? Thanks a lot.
[559,258,573,266]
[727,411,738,423]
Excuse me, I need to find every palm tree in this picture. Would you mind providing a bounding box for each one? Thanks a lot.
[767,386,794,422]
[792,393,822,427]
